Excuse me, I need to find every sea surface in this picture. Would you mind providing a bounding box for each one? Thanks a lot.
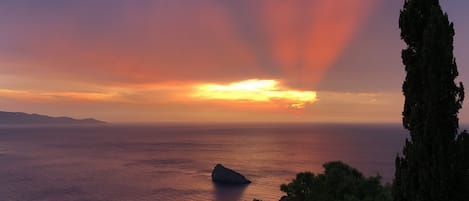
[0,123,407,201]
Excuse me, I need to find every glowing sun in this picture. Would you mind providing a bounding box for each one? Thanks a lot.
[191,79,317,109]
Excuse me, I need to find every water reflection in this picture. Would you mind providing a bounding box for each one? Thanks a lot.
[0,124,406,201]
[213,184,247,201]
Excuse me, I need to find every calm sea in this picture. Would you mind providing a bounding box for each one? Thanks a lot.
[0,123,407,201]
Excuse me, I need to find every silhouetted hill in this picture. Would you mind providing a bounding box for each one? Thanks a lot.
[0,111,105,125]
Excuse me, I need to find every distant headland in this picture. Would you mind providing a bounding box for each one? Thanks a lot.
[0,111,105,125]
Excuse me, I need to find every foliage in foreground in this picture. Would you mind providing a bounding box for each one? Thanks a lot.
[279,161,391,201]
[394,0,469,200]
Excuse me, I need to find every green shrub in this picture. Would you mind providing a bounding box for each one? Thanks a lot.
[280,161,391,201]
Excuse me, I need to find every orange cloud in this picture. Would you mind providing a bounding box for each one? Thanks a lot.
[0,1,389,122]
[261,0,380,88]
[0,1,380,88]
[0,79,317,110]
[0,86,403,123]
[191,79,317,109]
[0,88,119,103]
[0,1,262,86]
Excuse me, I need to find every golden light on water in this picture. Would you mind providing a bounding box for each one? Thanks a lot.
[192,79,317,109]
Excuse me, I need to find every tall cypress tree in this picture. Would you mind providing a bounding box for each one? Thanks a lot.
[393,0,469,201]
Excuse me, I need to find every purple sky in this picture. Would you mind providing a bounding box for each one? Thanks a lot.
[0,0,468,123]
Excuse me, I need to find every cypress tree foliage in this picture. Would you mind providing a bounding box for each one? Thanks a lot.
[393,0,469,201]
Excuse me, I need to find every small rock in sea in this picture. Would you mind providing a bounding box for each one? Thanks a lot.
[211,164,251,185]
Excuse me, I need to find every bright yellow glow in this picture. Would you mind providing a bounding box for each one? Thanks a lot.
[192,79,317,109]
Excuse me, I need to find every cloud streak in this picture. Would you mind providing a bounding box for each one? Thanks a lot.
[0,0,379,88]
[192,79,317,109]
[0,0,394,122]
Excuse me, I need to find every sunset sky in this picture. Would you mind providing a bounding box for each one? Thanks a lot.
[1,0,469,123]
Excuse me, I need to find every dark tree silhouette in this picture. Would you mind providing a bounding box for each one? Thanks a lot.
[280,161,391,201]
[393,0,469,201]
